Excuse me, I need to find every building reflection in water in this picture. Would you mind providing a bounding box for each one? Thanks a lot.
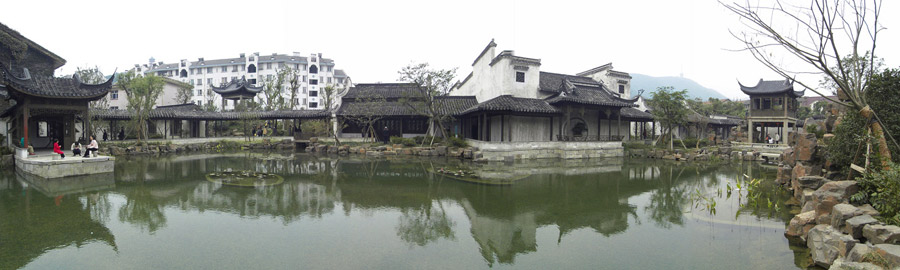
[1,153,779,268]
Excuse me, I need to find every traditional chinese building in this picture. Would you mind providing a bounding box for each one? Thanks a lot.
[0,23,113,150]
[211,76,262,108]
[739,79,803,144]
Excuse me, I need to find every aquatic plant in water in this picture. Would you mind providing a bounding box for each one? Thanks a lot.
[206,171,284,187]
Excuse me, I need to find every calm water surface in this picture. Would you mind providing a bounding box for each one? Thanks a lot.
[1,153,807,269]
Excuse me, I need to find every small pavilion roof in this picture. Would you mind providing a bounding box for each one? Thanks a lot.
[212,76,262,100]
[738,79,804,98]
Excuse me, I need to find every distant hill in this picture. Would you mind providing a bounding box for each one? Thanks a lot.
[630,73,728,100]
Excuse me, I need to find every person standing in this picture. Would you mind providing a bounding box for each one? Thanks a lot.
[118,128,125,140]
[102,130,108,141]
[84,136,99,157]
[775,133,781,144]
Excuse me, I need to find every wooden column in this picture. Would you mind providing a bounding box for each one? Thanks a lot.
[607,109,612,139]
[617,110,622,139]
[500,115,504,142]
[22,102,29,147]
[549,116,553,141]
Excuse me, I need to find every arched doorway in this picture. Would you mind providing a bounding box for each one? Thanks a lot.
[180,69,188,77]
[247,64,257,73]
[309,65,318,74]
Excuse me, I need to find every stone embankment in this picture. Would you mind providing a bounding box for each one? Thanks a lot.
[303,137,478,160]
[777,132,900,269]
[626,144,760,162]
[100,139,296,156]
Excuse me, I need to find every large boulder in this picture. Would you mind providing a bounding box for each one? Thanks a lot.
[777,165,792,186]
[847,243,873,262]
[807,224,858,268]
[813,181,859,204]
[859,204,881,217]
[863,224,900,244]
[827,258,882,270]
[796,133,818,161]
[783,148,796,167]
[831,203,864,229]
[874,244,900,267]
[844,215,879,239]
[799,176,829,191]
[785,211,818,239]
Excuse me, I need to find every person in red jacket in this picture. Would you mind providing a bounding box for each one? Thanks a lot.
[53,139,65,159]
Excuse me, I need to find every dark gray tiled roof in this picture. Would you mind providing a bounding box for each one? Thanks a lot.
[212,76,262,98]
[334,69,348,78]
[342,83,420,100]
[337,96,477,117]
[546,85,637,108]
[460,95,560,115]
[539,72,600,93]
[0,62,113,99]
[619,107,653,121]
[739,79,804,97]
[93,108,327,121]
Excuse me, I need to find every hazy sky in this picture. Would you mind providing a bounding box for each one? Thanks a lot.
[4,0,898,100]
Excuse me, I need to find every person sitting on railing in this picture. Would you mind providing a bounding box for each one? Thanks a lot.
[83,136,99,158]
[71,142,82,157]
[53,139,65,159]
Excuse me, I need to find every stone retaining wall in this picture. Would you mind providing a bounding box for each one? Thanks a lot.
[466,140,623,161]
[15,155,115,179]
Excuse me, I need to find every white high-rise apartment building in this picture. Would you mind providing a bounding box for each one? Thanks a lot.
[132,52,350,111]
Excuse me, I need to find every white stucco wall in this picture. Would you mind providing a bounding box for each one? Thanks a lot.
[451,46,541,102]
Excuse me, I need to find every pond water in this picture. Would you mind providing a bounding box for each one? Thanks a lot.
[1,153,810,269]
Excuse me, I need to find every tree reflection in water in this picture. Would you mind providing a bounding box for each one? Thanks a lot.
[396,201,456,246]
[118,185,167,233]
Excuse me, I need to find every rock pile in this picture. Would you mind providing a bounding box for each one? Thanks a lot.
[304,140,478,160]
[778,132,900,269]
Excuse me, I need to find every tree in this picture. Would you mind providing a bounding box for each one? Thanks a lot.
[319,85,344,145]
[344,91,388,143]
[175,83,194,105]
[75,66,108,141]
[647,86,689,150]
[284,67,301,110]
[397,62,457,143]
[723,0,895,168]
[234,98,262,142]
[202,88,218,112]
[118,71,165,144]
[261,69,287,111]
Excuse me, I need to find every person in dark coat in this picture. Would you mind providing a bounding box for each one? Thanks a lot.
[118,128,125,140]
[102,130,108,141]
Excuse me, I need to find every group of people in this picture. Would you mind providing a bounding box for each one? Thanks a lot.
[764,133,782,144]
[101,128,126,141]
[52,136,99,159]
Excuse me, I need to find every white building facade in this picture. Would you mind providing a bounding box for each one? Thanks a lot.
[132,52,350,111]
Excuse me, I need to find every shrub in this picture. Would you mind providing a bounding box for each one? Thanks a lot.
[413,136,436,145]
[679,138,708,148]
[300,120,331,137]
[390,136,415,146]
[852,161,900,226]
[806,124,824,139]
[828,108,872,172]
[444,136,468,148]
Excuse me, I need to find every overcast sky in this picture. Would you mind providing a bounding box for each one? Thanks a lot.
[4,0,898,100]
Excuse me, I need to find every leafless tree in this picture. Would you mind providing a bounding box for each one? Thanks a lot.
[723,0,895,167]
